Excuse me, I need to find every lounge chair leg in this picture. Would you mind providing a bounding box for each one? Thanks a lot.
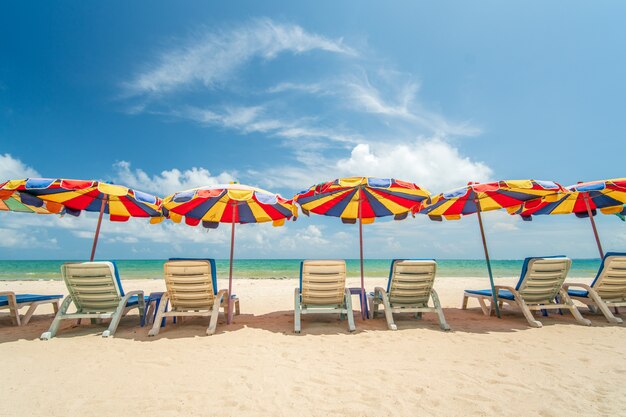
[477,298,490,316]
[207,294,223,336]
[588,305,598,314]
[516,299,542,328]
[149,293,170,337]
[368,296,377,318]
[21,303,40,326]
[235,298,240,316]
[415,312,422,320]
[294,288,302,333]
[614,307,620,315]
[41,296,72,340]
[559,291,591,326]
[344,289,356,332]
[7,294,20,326]
[379,291,396,331]
[103,295,132,338]
[461,294,469,310]
[586,289,622,324]
[138,295,146,327]
[431,289,450,331]
[53,300,59,314]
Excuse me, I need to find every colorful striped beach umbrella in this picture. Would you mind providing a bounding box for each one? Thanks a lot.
[294,177,430,318]
[1,178,164,260]
[163,183,297,323]
[517,178,626,258]
[417,180,566,317]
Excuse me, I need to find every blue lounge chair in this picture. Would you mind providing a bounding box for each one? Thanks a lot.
[1,292,62,326]
[40,262,147,339]
[462,256,591,328]
[367,259,449,331]
[563,252,626,324]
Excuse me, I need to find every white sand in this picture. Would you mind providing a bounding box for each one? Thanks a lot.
[1,276,625,417]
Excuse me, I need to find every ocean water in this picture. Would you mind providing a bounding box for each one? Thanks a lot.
[0,258,602,281]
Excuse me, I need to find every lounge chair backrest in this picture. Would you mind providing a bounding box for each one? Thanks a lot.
[516,257,571,304]
[62,262,123,313]
[388,260,437,307]
[168,258,218,295]
[591,253,626,302]
[300,260,346,306]
[164,260,216,310]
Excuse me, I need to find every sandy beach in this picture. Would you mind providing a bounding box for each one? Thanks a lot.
[1,276,625,417]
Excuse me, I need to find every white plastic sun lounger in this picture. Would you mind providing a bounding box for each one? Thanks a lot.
[40,262,146,339]
[294,260,355,333]
[563,252,626,324]
[148,260,238,336]
[462,256,591,328]
[367,259,449,331]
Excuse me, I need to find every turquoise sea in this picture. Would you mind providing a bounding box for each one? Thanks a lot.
[0,259,603,281]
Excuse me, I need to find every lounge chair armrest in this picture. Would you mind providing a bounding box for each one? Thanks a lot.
[294,287,301,295]
[493,285,522,299]
[373,287,386,298]
[124,290,145,297]
[0,291,16,296]
[562,283,592,291]
[215,289,227,303]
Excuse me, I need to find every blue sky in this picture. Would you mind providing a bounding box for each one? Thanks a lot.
[1,1,625,260]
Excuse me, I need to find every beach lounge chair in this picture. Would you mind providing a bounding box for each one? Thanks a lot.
[367,260,450,331]
[40,262,146,339]
[563,252,626,324]
[462,256,591,328]
[294,260,355,333]
[1,292,62,326]
[148,259,238,336]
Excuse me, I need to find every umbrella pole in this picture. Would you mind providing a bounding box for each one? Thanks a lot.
[475,200,501,318]
[89,198,107,261]
[358,189,366,320]
[583,192,604,258]
[227,204,236,324]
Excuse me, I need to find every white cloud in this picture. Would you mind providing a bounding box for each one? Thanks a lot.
[253,138,492,192]
[125,18,355,96]
[0,227,57,249]
[112,161,236,195]
[266,82,327,95]
[0,153,40,180]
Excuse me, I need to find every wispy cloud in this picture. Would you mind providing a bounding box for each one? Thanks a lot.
[124,18,355,97]
[167,105,363,145]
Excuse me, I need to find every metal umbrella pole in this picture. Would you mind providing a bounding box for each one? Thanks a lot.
[227,203,237,324]
[475,198,501,318]
[583,192,604,258]
[89,197,107,261]
[358,187,366,320]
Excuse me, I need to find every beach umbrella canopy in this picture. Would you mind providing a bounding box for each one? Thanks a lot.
[163,183,296,323]
[517,178,626,257]
[417,179,566,317]
[294,177,430,318]
[1,178,164,260]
